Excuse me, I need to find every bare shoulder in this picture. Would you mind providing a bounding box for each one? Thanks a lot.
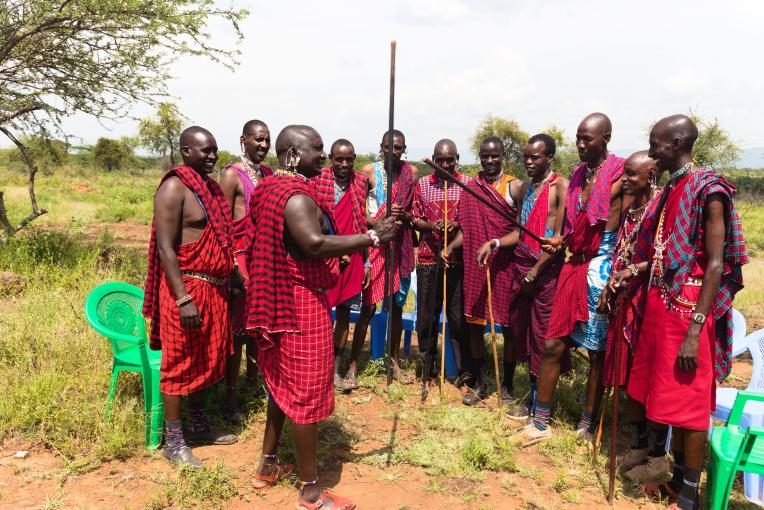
[156,175,186,199]
[284,193,319,214]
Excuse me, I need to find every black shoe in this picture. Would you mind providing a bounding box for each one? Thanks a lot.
[462,385,486,406]
[162,445,202,468]
[185,428,238,446]
[222,404,246,425]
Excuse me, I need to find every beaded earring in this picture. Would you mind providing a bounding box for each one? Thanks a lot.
[286,147,300,171]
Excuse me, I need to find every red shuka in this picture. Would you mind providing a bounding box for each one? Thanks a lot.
[142,165,234,395]
[460,173,517,325]
[245,174,340,423]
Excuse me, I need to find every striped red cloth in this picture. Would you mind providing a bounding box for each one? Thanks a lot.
[311,167,368,231]
[460,172,517,325]
[564,154,624,232]
[143,165,233,349]
[245,173,338,344]
[364,162,415,306]
[157,224,234,394]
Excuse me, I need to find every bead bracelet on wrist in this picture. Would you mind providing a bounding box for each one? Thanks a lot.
[176,294,193,307]
[367,229,380,248]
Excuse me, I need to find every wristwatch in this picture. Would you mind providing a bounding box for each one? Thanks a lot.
[691,312,707,325]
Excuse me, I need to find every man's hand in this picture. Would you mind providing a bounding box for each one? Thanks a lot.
[179,299,201,329]
[390,203,409,222]
[440,245,452,268]
[432,219,444,233]
[374,216,400,243]
[540,235,564,254]
[363,267,372,289]
[677,326,700,371]
[608,269,634,293]
[476,240,494,268]
[446,220,460,237]
[597,286,611,314]
[230,268,247,298]
[339,254,351,268]
[520,273,537,296]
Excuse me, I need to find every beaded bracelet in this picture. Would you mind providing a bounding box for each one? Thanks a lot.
[175,294,193,307]
[367,229,380,247]
[627,264,639,277]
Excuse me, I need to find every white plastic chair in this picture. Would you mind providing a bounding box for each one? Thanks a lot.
[712,309,764,504]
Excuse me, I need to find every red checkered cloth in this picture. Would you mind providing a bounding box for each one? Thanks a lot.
[156,224,234,395]
[460,172,517,325]
[364,162,416,305]
[509,176,569,375]
[412,172,470,265]
[230,163,272,334]
[257,256,338,424]
[652,168,748,382]
[564,153,624,233]
[545,205,606,340]
[143,165,233,349]
[311,167,369,307]
[245,174,338,343]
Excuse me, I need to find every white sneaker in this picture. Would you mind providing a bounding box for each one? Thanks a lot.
[515,423,553,447]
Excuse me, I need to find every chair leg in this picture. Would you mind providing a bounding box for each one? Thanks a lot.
[147,368,164,450]
[104,367,120,420]
[707,452,736,510]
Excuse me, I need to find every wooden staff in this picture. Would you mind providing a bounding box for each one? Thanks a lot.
[485,267,502,411]
[439,180,448,397]
[422,158,544,244]
[608,292,627,504]
[384,41,396,386]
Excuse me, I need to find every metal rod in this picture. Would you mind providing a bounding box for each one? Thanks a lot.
[422,158,545,244]
[384,41,396,386]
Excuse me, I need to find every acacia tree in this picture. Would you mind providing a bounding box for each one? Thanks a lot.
[139,103,183,168]
[688,111,741,169]
[470,115,529,177]
[0,0,247,236]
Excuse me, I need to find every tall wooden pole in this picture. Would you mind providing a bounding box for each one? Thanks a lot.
[486,268,502,411]
[439,180,448,397]
[384,41,397,386]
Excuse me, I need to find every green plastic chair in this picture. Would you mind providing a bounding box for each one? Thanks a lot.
[707,391,764,509]
[84,282,163,449]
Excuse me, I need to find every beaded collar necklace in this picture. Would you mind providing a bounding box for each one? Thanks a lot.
[669,161,692,183]
[577,157,607,211]
[275,168,309,182]
[240,155,263,183]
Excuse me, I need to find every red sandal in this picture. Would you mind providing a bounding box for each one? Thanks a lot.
[252,454,295,489]
[296,489,356,510]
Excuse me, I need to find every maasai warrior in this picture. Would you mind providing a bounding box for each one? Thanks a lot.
[476,134,568,420]
[143,126,239,468]
[412,139,470,391]
[625,115,747,510]
[595,151,668,480]
[359,129,416,381]
[518,113,625,446]
[246,125,398,509]
[217,119,273,423]
[310,139,372,392]
[446,136,523,405]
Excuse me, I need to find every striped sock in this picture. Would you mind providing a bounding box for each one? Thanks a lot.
[189,407,209,433]
[532,400,551,430]
[164,419,186,454]
[577,411,593,432]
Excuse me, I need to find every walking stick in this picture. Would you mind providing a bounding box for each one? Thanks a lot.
[607,292,627,504]
[485,268,502,411]
[593,388,609,464]
[439,180,448,398]
[384,41,396,387]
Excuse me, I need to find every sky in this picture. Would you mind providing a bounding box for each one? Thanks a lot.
[59,0,764,163]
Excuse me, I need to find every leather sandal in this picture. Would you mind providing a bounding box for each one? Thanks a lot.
[296,489,356,510]
[253,455,295,489]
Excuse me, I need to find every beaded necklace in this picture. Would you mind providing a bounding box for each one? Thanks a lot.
[240,155,264,184]
[275,167,309,182]
[577,158,607,211]
[614,191,657,270]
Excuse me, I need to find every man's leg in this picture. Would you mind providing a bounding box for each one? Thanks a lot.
[577,349,605,437]
[463,323,487,405]
[245,337,259,386]
[223,335,246,423]
[161,393,201,466]
[445,265,464,375]
[254,398,289,488]
[333,305,351,388]
[390,302,404,366]
[347,304,376,380]
[529,337,568,431]
[187,389,237,445]
[292,422,321,503]
[415,265,438,384]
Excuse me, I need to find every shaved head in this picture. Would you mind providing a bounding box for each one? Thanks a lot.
[578,112,612,136]
[652,114,699,152]
[625,150,654,168]
[275,124,320,157]
[180,125,214,147]
[242,119,268,135]
[433,138,457,154]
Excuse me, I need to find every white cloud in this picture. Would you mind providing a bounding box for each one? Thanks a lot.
[58,0,764,162]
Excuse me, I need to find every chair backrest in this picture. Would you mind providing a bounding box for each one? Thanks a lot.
[731,308,748,357]
[746,328,764,393]
[84,282,147,358]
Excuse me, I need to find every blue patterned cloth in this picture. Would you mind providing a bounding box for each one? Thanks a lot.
[570,230,617,352]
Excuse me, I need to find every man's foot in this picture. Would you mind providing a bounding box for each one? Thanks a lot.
[297,489,356,510]
[617,447,649,472]
[222,403,246,425]
[391,363,414,385]
[462,385,486,406]
[253,457,295,489]
[507,403,531,422]
[515,423,553,447]
[575,426,594,443]
[185,428,238,446]
[334,373,347,391]
[162,445,202,469]
[624,455,672,483]
[343,371,359,391]
[500,386,515,406]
